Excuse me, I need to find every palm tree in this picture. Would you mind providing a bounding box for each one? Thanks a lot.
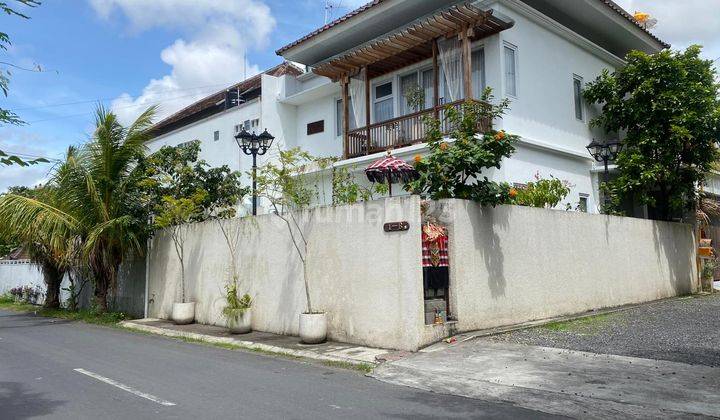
[0,106,157,312]
[0,183,74,309]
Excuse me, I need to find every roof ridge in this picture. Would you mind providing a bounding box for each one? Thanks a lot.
[276,0,668,57]
[276,0,385,55]
[151,61,302,131]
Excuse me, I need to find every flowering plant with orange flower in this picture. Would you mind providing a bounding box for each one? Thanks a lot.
[405,87,518,206]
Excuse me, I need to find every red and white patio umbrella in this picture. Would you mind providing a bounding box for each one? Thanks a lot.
[365,151,419,196]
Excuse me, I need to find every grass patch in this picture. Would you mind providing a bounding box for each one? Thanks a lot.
[123,327,374,374]
[0,299,127,326]
[541,312,619,333]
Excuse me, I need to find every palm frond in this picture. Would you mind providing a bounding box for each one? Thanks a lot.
[0,193,79,253]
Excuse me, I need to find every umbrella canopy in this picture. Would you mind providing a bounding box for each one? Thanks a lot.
[365,152,419,196]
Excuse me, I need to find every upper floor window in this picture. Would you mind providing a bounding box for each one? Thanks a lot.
[373,81,393,123]
[399,68,438,116]
[213,130,220,141]
[573,75,584,121]
[504,44,518,97]
[471,48,486,98]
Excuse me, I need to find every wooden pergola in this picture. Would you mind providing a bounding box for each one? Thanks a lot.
[311,3,514,158]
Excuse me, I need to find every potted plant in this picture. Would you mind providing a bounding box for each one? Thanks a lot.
[222,279,252,334]
[255,148,332,344]
[144,141,245,326]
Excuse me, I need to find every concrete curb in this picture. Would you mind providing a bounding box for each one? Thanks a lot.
[119,321,377,368]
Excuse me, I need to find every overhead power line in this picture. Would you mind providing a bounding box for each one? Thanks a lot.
[10,80,244,113]
[23,87,239,125]
[0,150,62,163]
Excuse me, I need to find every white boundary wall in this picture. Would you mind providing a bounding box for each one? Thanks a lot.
[145,197,697,351]
[146,197,425,351]
[0,260,72,304]
[434,200,697,338]
[0,260,45,296]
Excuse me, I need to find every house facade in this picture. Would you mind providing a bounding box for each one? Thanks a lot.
[149,0,720,216]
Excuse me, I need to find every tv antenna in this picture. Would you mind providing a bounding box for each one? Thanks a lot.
[324,0,343,24]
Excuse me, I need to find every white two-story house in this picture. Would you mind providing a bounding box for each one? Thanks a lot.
[149,0,673,214]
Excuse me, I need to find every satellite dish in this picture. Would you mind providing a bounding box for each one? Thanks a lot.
[633,11,657,30]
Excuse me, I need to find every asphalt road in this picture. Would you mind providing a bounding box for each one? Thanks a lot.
[0,310,559,419]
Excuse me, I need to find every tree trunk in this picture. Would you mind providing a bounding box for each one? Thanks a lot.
[42,261,64,309]
[93,269,114,313]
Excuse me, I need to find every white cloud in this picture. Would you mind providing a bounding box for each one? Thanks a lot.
[614,0,720,60]
[0,129,59,192]
[89,0,275,124]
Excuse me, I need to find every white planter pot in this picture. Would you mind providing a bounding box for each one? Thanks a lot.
[227,309,252,334]
[299,312,327,344]
[172,302,196,325]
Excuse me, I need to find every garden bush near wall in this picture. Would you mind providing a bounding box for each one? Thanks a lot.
[9,285,43,304]
[510,173,573,210]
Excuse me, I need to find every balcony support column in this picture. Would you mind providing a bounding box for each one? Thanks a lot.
[432,38,439,118]
[461,24,473,102]
[365,66,371,155]
[341,74,350,159]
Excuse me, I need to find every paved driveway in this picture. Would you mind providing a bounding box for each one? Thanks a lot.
[372,296,720,419]
[490,294,720,367]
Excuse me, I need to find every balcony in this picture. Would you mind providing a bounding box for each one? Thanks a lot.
[308,2,513,159]
[346,99,491,158]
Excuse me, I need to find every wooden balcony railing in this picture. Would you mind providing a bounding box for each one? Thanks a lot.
[346,99,491,159]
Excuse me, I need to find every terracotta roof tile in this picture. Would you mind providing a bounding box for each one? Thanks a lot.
[152,62,302,133]
[276,0,384,55]
[599,0,669,49]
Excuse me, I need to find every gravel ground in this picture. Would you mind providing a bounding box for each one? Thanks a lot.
[487,294,720,367]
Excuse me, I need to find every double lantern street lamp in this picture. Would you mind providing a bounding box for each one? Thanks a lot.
[586,138,623,206]
[234,128,275,216]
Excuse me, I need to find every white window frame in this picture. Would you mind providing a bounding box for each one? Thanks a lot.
[372,79,395,123]
[470,45,486,99]
[578,193,589,213]
[573,74,585,122]
[503,42,519,99]
[335,97,343,137]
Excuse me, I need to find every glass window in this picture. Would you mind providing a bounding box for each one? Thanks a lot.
[213,130,219,141]
[471,49,485,98]
[375,82,392,99]
[578,194,588,212]
[373,81,393,123]
[504,45,517,97]
[400,73,419,116]
[336,98,356,137]
[573,76,584,121]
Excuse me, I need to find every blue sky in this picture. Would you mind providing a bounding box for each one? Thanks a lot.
[0,0,718,191]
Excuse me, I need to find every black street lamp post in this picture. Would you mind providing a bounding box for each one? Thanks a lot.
[235,128,275,215]
[586,138,623,207]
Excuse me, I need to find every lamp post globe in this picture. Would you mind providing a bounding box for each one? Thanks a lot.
[235,128,274,216]
[586,138,622,209]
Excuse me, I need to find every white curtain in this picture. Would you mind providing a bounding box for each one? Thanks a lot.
[349,68,367,128]
[438,37,462,103]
